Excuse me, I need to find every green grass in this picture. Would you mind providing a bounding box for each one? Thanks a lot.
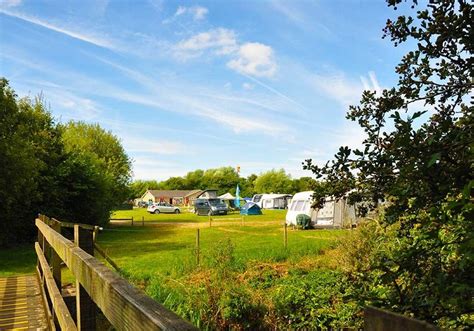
[111,207,285,223]
[0,244,36,277]
[99,209,347,282]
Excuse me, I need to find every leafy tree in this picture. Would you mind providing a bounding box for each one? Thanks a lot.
[304,0,473,327]
[254,169,293,194]
[160,176,187,190]
[128,180,160,199]
[0,80,64,245]
[291,177,318,194]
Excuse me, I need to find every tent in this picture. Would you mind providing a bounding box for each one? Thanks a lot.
[218,193,235,200]
[240,202,262,215]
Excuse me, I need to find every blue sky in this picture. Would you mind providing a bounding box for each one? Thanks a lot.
[0,0,410,180]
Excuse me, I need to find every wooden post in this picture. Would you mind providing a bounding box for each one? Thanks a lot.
[196,229,200,265]
[209,215,212,227]
[50,220,62,290]
[142,216,144,227]
[74,225,97,331]
[93,226,99,243]
[241,216,243,226]
[131,216,134,226]
[284,223,288,249]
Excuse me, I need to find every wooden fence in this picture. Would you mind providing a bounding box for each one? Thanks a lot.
[35,215,197,330]
[364,306,439,331]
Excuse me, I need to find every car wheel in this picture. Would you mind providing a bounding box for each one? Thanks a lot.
[174,209,180,214]
[154,209,160,214]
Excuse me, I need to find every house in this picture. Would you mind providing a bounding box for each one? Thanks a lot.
[252,194,292,209]
[141,190,195,205]
[285,191,358,228]
[184,189,218,206]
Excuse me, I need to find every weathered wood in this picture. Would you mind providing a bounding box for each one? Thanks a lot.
[94,243,121,272]
[93,226,100,243]
[50,219,62,290]
[36,218,197,330]
[284,223,288,249]
[35,243,77,331]
[61,221,96,230]
[0,274,50,330]
[74,225,97,331]
[364,306,439,331]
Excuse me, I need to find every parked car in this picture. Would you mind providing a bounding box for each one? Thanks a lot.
[147,202,181,214]
[194,198,228,216]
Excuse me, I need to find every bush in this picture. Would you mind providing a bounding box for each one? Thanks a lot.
[273,270,362,329]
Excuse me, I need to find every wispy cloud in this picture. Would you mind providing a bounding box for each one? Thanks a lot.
[163,5,208,24]
[174,28,238,59]
[0,0,22,8]
[270,0,333,37]
[0,9,116,50]
[123,137,188,155]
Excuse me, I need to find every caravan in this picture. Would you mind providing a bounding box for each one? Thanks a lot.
[251,194,292,209]
[285,191,357,228]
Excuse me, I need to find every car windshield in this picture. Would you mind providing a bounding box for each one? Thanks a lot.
[208,199,225,207]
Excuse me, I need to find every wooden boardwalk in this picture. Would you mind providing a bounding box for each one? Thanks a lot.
[0,275,49,330]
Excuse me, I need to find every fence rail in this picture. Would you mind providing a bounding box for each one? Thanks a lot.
[35,215,197,330]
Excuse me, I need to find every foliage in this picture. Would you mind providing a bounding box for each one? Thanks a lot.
[254,169,294,194]
[0,79,132,246]
[273,270,362,329]
[128,180,160,199]
[304,0,473,327]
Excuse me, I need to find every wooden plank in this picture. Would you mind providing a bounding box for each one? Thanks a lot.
[37,218,197,331]
[364,306,439,331]
[74,225,97,331]
[50,219,62,290]
[59,221,96,230]
[35,243,77,331]
[94,243,121,272]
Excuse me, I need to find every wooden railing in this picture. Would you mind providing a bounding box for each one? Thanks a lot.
[35,215,197,330]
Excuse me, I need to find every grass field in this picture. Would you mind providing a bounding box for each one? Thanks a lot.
[100,209,346,281]
[0,208,354,328]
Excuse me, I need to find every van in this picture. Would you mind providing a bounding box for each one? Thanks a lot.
[194,198,228,216]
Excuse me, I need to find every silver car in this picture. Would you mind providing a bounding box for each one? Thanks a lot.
[147,202,181,214]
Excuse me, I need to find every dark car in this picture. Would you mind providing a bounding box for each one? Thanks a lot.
[194,198,228,216]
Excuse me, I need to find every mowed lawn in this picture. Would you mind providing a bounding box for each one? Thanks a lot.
[100,209,348,282]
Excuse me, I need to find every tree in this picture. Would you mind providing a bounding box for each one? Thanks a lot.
[304,0,473,327]
[62,121,132,212]
[128,180,160,199]
[254,169,293,194]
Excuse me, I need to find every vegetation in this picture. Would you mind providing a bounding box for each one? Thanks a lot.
[128,168,317,199]
[304,0,473,327]
[0,79,132,247]
[99,209,356,329]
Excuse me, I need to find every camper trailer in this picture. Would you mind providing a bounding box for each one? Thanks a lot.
[251,194,292,209]
[285,191,357,228]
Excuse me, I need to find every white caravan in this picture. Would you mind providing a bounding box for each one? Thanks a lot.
[285,191,357,228]
[252,194,292,209]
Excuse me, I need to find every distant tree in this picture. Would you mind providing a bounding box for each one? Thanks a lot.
[304,0,473,327]
[202,167,240,195]
[291,177,317,194]
[240,174,258,197]
[184,169,205,189]
[254,169,293,194]
[160,176,187,190]
[128,180,160,199]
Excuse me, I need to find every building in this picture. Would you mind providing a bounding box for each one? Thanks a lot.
[140,189,218,206]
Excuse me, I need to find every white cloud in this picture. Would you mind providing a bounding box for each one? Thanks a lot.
[0,9,116,49]
[310,71,363,107]
[227,42,277,78]
[163,5,208,23]
[242,82,254,90]
[123,137,187,155]
[174,28,238,58]
[0,0,22,8]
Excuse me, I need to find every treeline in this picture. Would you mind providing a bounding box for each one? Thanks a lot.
[129,168,318,199]
[0,79,131,247]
